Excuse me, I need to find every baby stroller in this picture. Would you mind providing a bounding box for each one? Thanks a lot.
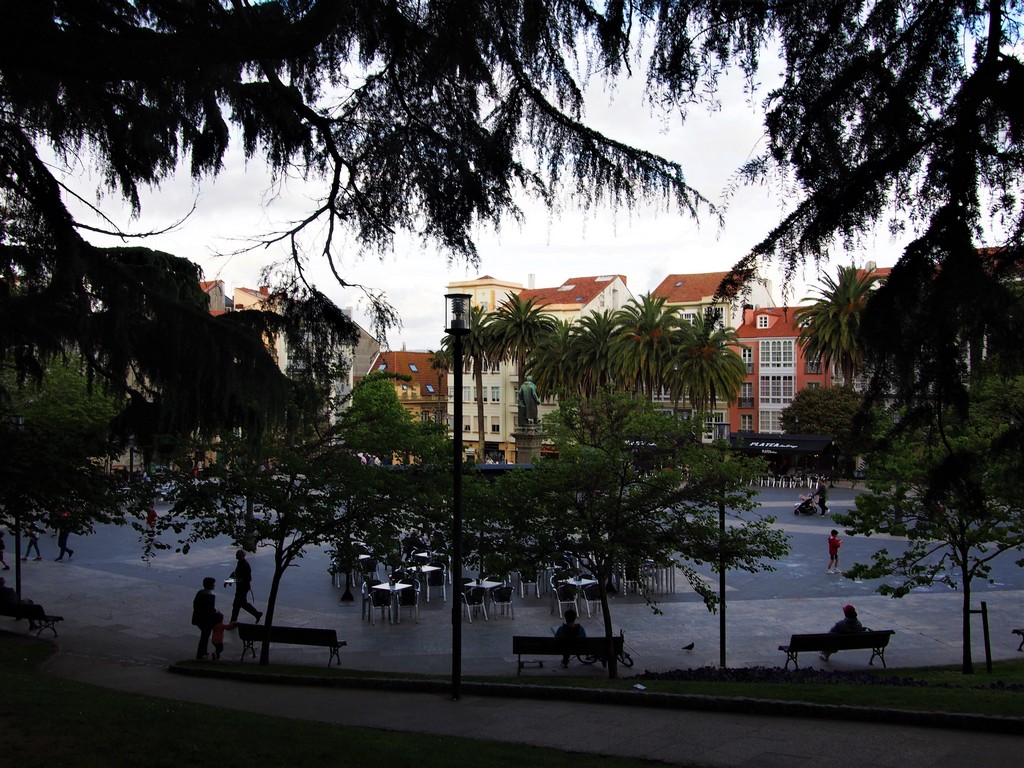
[794,495,818,516]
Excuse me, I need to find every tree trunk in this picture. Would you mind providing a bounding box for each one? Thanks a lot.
[961,562,974,674]
[258,559,285,666]
[475,361,485,462]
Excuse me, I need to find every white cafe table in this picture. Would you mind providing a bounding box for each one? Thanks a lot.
[562,577,598,616]
[371,581,412,623]
[464,579,503,591]
[409,564,442,601]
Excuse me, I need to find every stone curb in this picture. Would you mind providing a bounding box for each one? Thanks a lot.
[168,663,1024,735]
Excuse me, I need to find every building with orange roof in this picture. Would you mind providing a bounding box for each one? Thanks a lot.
[365,348,447,425]
[516,274,631,322]
[445,273,636,463]
[651,271,775,330]
[730,305,834,439]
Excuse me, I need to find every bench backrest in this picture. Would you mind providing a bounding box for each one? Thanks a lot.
[512,634,623,655]
[786,630,895,652]
[237,623,339,646]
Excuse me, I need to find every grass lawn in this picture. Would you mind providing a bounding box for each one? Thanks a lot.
[0,634,679,768]
[3,632,1022,768]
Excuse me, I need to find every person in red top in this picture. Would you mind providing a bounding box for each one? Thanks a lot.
[827,530,842,574]
[210,611,238,660]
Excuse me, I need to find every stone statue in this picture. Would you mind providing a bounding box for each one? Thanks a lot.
[516,376,540,428]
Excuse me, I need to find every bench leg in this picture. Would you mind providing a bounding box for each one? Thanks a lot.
[783,650,798,670]
[328,646,341,668]
[869,647,886,668]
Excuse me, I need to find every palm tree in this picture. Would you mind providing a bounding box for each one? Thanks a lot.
[441,305,490,462]
[427,347,451,425]
[528,318,575,398]
[463,304,492,462]
[486,294,557,385]
[569,309,622,397]
[671,309,747,413]
[611,294,682,398]
[794,265,880,386]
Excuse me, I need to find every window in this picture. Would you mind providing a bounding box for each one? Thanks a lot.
[759,375,795,405]
[741,346,753,373]
[757,315,769,329]
[463,421,472,432]
[805,358,822,374]
[490,416,501,433]
[491,386,500,403]
[739,382,754,408]
[740,414,753,431]
[681,311,698,326]
[759,340,794,368]
[462,386,470,402]
[409,363,418,372]
[425,384,435,394]
[759,410,784,433]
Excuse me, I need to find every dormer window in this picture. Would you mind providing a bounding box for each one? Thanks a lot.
[757,315,769,329]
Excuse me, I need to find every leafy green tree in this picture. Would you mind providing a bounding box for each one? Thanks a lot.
[793,266,879,386]
[0,361,125,592]
[158,372,447,664]
[670,309,746,413]
[495,389,785,678]
[781,386,865,472]
[837,376,1024,674]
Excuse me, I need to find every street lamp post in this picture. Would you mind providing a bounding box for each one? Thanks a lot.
[445,293,471,701]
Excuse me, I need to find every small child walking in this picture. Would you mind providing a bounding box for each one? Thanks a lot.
[210,611,238,660]
[827,529,842,574]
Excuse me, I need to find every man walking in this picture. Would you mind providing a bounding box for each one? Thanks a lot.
[229,549,263,623]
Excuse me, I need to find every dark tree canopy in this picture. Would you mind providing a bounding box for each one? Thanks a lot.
[4,1,1024,447]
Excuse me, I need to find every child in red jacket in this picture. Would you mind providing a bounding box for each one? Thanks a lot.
[210,612,238,660]
[827,530,842,574]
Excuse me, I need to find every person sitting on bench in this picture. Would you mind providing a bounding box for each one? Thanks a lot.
[554,608,585,669]
[0,576,42,630]
[820,604,865,661]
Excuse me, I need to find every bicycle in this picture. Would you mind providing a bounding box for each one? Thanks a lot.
[576,629,634,668]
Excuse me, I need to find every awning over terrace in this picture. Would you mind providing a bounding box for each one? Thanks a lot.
[729,433,834,456]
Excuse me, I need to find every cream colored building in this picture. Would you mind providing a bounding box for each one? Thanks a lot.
[445,274,635,463]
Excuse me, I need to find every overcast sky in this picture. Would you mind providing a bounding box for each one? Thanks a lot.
[68,58,902,352]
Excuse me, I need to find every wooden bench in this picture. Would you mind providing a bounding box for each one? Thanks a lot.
[512,634,623,675]
[236,623,346,667]
[779,630,895,670]
[0,603,64,637]
[1013,628,1023,652]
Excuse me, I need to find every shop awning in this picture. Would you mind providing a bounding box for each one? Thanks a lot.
[729,433,833,456]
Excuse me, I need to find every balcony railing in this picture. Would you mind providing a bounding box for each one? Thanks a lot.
[737,397,754,408]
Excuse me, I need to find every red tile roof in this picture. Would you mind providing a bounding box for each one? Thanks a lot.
[516,275,626,309]
[367,350,447,398]
[651,272,731,303]
[736,307,800,339]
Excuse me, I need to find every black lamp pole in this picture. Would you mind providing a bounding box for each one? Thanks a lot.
[446,293,471,701]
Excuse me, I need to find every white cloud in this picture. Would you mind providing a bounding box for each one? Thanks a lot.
[66,61,901,352]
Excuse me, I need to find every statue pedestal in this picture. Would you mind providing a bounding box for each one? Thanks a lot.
[513,426,543,465]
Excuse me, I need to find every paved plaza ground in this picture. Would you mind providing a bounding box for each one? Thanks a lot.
[4,485,1023,766]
